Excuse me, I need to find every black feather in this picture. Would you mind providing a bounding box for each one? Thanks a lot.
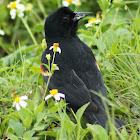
[41,7,124,129]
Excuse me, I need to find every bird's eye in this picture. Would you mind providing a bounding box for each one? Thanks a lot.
[62,16,70,23]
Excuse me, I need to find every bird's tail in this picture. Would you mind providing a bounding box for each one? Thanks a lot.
[84,111,125,129]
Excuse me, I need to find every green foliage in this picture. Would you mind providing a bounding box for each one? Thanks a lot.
[0,0,140,139]
[87,124,108,140]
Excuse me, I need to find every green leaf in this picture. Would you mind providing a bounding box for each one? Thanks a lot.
[113,1,137,9]
[0,45,39,66]
[33,124,48,131]
[34,101,45,116]
[49,104,59,113]
[30,66,42,74]
[41,63,50,71]
[1,119,9,132]
[80,129,91,140]
[32,91,42,107]
[132,30,140,53]
[115,28,130,37]
[109,42,119,55]
[38,131,57,137]
[119,127,128,139]
[64,120,76,133]
[23,130,35,139]
[7,132,18,140]
[34,112,45,126]
[104,60,114,71]
[9,119,24,137]
[0,67,13,73]
[87,124,108,140]
[33,24,44,31]
[0,98,10,102]
[102,29,118,50]
[18,108,33,129]
[76,103,90,122]
[78,29,93,36]
[27,137,40,140]
[79,35,94,42]
[94,38,106,53]
[28,100,35,112]
[97,0,109,14]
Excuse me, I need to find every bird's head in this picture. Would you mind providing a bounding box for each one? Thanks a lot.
[44,7,92,38]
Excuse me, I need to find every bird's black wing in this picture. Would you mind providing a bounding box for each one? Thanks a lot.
[75,68,107,104]
[70,39,107,102]
[41,63,98,112]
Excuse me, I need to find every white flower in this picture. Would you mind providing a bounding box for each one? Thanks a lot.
[45,89,65,101]
[94,19,102,24]
[49,43,61,53]
[85,18,101,28]
[13,95,28,111]
[0,29,5,36]
[17,4,25,17]
[10,9,16,19]
[62,0,81,7]
[7,0,25,19]
[7,0,20,9]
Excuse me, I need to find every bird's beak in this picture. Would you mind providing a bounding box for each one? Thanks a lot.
[73,12,93,22]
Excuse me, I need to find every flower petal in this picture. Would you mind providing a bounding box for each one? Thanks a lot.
[17,4,25,11]
[62,1,69,7]
[18,12,24,17]
[16,103,21,111]
[0,30,5,35]
[54,94,61,101]
[7,4,10,8]
[49,46,54,50]
[16,0,20,4]
[57,93,65,98]
[72,0,81,5]
[19,101,27,108]
[13,101,16,107]
[57,47,61,53]
[10,9,16,19]
[94,19,101,24]
[85,22,92,28]
[20,95,28,101]
[44,94,53,100]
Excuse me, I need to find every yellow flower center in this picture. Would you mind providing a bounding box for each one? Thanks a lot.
[53,43,59,48]
[14,97,20,102]
[10,1,17,9]
[88,18,96,23]
[66,0,73,3]
[50,89,58,96]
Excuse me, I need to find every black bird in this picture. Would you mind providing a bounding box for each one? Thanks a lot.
[41,7,124,129]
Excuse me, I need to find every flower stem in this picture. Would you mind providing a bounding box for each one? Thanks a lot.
[42,51,56,101]
[58,0,61,7]
[42,75,51,102]
[20,17,37,45]
[93,17,104,38]
[37,1,47,18]
[52,51,56,64]
[76,122,81,140]
[111,8,119,28]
